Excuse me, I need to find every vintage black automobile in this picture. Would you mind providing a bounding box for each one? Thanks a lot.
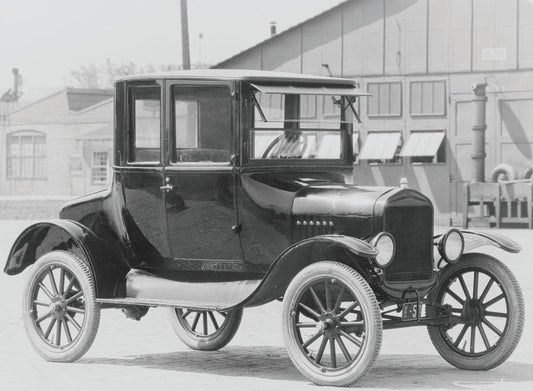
[4,70,525,386]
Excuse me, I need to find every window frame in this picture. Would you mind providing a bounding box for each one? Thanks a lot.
[366,81,403,118]
[91,151,109,184]
[409,80,447,117]
[6,130,47,180]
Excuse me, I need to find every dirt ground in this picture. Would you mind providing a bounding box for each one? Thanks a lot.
[0,220,532,391]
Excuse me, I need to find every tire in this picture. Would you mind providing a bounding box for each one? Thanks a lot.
[427,253,524,370]
[282,261,382,386]
[22,251,100,362]
[490,164,517,182]
[168,307,242,351]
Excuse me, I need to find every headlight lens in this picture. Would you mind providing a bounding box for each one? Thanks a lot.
[371,232,395,268]
[438,229,464,264]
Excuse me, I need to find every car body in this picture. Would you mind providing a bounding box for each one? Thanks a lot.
[4,70,525,386]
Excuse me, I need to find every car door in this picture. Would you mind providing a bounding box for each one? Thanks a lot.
[162,80,245,278]
[120,80,171,268]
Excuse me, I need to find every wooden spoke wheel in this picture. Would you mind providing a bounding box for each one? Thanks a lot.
[427,253,524,370]
[168,307,242,351]
[22,251,100,362]
[282,261,382,387]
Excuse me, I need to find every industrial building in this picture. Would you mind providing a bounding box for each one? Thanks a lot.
[215,0,533,225]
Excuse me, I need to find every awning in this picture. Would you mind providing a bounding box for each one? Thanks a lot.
[250,83,370,96]
[359,132,401,160]
[400,131,445,157]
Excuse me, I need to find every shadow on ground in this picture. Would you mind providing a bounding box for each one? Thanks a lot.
[80,347,533,389]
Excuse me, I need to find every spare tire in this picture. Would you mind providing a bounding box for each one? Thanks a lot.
[490,164,517,182]
[521,165,533,180]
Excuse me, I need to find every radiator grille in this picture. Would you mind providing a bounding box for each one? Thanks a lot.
[383,205,433,282]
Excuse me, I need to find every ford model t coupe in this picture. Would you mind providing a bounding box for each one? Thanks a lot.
[4,70,524,386]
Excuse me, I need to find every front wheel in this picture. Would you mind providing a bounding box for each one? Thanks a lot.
[22,251,100,362]
[168,307,242,351]
[282,261,382,387]
[427,253,524,370]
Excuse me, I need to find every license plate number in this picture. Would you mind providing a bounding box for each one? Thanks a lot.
[402,303,418,320]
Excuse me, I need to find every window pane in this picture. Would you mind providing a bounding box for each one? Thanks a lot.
[172,85,231,163]
[175,101,198,149]
[34,136,46,156]
[5,131,46,178]
[7,137,20,157]
[433,81,446,115]
[130,86,160,162]
[389,83,401,115]
[20,136,34,156]
[7,158,19,177]
[410,82,422,115]
[34,157,47,178]
[20,157,33,178]
[300,95,317,119]
[422,82,434,114]
[378,84,390,115]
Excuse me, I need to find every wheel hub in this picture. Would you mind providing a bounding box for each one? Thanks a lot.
[49,298,67,319]
[318,312,340,338]
[463,299,484,325]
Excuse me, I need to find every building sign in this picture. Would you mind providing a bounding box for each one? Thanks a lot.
[482,48,507,61]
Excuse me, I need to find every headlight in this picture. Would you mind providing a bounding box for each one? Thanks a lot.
[370,232,395,268]
[438,229,464,264]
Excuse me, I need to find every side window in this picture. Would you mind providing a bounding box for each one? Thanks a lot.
[128,85,161,163]
[172,85,231,163]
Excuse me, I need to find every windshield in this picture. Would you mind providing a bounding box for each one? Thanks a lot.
[250,86,363,160]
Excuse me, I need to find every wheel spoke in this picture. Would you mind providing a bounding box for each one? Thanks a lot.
[338,301,359,320]
[473,271,479,299]
[208,311,219,330]
[48,270,59,296]
[202,312,208,335]
[483,293,505,308]
[191,312,201,332]
[332,286,345,313]
[66,291,83,304]
[479,278,494,302]
[483,318,503,337]
[444,288,465,305]
[478,324,491,350]
[65,313,81,332]
[315,336,328,364]
[58,268,65,295]
[33,300,50,307]
[484,311,508,319]
[35,310,53,324]
[63,277,76,297]
[340,321,364,327]
[336,336,352,362]
[329,338,337,368]
[309,287,326,314]
[339,329,362,347]
[181,309,192,320]
[66,306,85,314]
[325,281,332,311]
[301,331,321,349]
[458,275,471,301]
[454,324,469,348]
[63,319,73,343]
[470,326,476,353]
[38,282,54,300]
[55,319,62,346]
[451,308,463,314]
[296,322,316,328]
[44,318,57,339]
[298,303,320,320]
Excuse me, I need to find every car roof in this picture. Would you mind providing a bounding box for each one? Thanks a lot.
[116,69,356,86]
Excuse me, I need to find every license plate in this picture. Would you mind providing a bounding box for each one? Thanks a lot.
[402,303,418,320]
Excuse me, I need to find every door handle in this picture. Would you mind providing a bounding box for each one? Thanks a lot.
[160,184,174,192]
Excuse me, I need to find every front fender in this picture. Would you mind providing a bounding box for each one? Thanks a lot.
[3,219,128,297]
[241,235,377,307]
[434,229,521,254]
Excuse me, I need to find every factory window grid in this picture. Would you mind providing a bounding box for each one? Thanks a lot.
[400,130,446,164]
[359,131,402,165]
[91,151,109,184]
[410,80,446,116]
[367,82,402,118]
[6,130,47,179]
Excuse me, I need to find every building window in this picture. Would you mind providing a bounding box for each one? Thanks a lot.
[367,82,402,117]
[6,131,46,179]
[92,151,109,184]
[400,131,446,164]
[359,131,402,164]
[410,80,446,116]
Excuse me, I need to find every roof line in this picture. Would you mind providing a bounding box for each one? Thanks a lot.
[7,88,66,115]
[72,97,113,116]
[213,0,350,68]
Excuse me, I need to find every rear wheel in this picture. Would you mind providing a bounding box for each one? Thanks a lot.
[282,261,382,386]
[168,307,242,351]
[427,253,524,370]
[22,251,100,362]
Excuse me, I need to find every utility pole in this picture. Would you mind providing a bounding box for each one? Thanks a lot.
[180,0,191,70]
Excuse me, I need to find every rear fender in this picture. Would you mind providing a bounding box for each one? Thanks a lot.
[434,229,521,255]
[3,219,128,297]
[242,235,377,307]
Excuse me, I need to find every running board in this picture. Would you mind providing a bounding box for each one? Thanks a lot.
[96,269,261,311]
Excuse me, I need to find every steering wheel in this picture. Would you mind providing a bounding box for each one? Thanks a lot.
[262,133,308,159]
